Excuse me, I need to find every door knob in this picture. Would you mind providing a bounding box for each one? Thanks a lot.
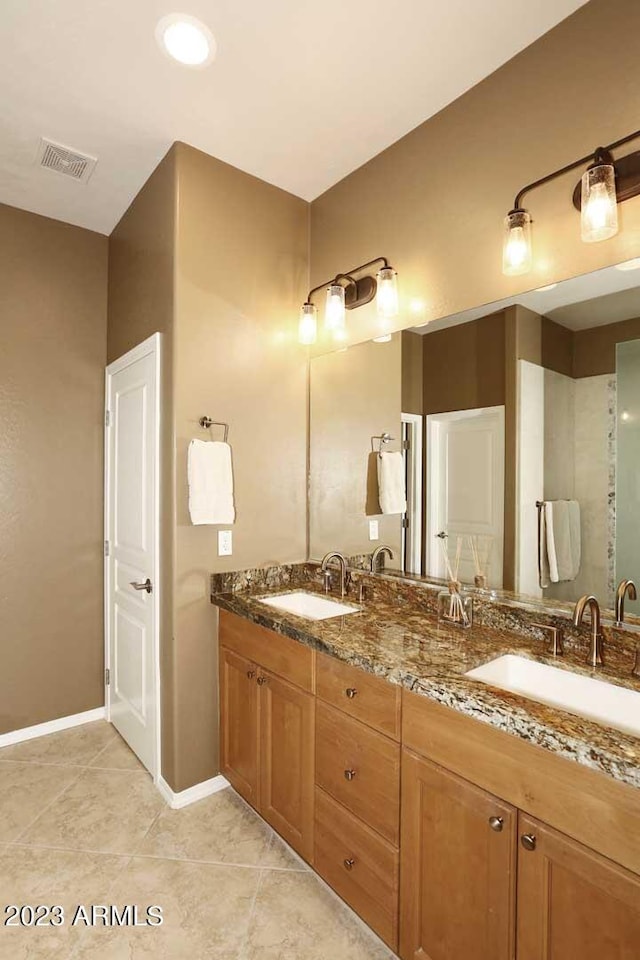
[489,816,504,832]
[436,530,448,539]
[344,769,356,781]
[343,858,355,870]
[246,670,256,680]
[345,688,358,699]
[257,676,268,686]
[521,833,537,851]
[130,578,152,594]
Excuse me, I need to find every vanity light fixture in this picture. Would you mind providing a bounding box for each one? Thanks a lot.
[502,129,640,276]
[298,257,398,344]
[580,152,618,243]
[298,303,317,345]
[325,283,347,333]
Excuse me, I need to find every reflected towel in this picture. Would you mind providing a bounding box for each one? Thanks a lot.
[188,439,235,525]
[377,451,407,515]
[545,500,580,583]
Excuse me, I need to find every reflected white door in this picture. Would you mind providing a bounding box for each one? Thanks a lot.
[105,333,160,777]
[427,406,504,588]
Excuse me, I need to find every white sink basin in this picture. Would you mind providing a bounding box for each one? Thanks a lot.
[257,591,360,621]
[465,654,640,738]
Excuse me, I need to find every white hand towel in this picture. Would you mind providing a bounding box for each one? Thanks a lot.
[538,505,550,589]
[545,500,580,582]
[377,451,407,515]
[188,439,235,526]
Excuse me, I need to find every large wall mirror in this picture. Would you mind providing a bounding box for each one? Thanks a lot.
[308,259,640,617]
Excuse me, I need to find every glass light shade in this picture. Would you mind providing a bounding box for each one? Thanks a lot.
[581,164,618,242]
[325,284,346,332]
[376,267,399,321]
[502,209,532,276]
[298,303,317,345]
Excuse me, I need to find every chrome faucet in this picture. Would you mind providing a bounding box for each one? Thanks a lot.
[320,552,351,598]
[573,595,605,667]
[615,579,637,626]
[371,545,394,573]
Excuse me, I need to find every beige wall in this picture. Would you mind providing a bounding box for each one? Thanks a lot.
[172,144,309,790]
[310,0,640,350]
[107,147,179,784]
[0,204,108,733]
[310,334,402,562]
[107,143,308,792]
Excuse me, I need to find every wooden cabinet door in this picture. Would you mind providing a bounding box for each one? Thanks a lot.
[219,646,260,807]
[399,750,516,960]
[259,669,315,863]
[517,813,640,959]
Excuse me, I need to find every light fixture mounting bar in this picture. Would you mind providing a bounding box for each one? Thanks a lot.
[304,257,389,306]
[511,128,640,212]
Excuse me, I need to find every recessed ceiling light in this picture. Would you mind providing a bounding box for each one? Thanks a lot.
[615,257,640,272]
[156,14,216,67]
[535,283,558,292]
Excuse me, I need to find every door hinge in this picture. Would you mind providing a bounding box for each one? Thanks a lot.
[104,540,110,557]
[105,410,111,427]
[402,517,410,529]
[105,668,110,686]
[402,439,410,450]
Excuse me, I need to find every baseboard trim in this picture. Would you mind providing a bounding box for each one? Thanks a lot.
[157,774,229,809]
[0,707,106,749]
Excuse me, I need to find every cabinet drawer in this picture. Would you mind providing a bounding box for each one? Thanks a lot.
[219,609,314,692]
[315,787,399,950]
[316,652,400,739]
[315,701,400,844]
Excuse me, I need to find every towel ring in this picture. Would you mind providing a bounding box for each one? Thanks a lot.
[371,433,396,456]
[199,417,229,443]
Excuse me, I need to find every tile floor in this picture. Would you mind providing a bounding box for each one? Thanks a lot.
[0,720,396,959]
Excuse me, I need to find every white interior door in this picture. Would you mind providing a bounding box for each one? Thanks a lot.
[105,333,160,778]
[427,406,504,588]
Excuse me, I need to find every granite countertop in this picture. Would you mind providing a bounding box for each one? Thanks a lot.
[212,580,640,790]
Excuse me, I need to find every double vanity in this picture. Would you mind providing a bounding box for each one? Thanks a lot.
[212,562,640,960]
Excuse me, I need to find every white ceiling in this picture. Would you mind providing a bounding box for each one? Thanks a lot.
[0,0,586,235]
[411,262,640,335]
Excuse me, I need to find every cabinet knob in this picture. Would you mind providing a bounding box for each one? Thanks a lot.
[345,688,358,699]
[246,670,255,680]
[344,769,357,781]
[343,858,355,870]
[488,816,504,832]
[521,833,537,851]
[257,676,268,686]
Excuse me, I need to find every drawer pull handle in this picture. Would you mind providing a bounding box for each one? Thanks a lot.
[343,858,355,870]
[344,769,357,781]
[246,670,256,680]
[521,833,537,852]
[257,676,268,686]
[345,688,358,699]
[489,816,504,833]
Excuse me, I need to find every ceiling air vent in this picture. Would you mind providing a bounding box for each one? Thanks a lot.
[36,138,97,183]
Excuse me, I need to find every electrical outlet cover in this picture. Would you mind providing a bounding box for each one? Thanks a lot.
[368,520,379,541]
[218,530,233,556]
